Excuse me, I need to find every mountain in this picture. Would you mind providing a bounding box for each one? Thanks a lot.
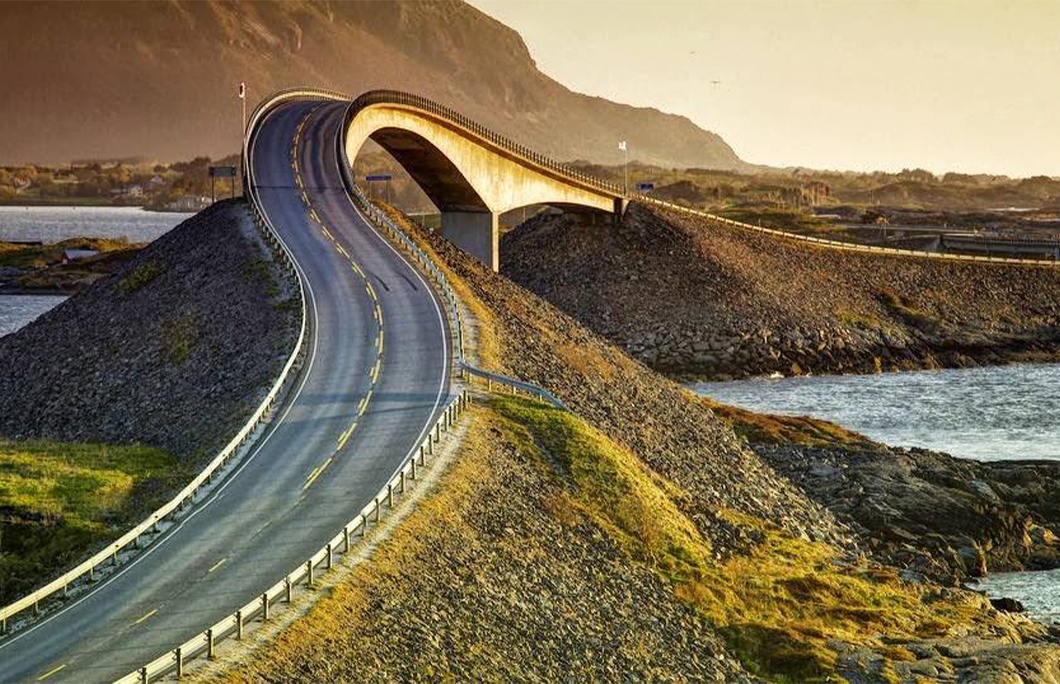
[0,0,743,170]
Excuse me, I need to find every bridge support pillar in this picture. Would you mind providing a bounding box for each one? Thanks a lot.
[441,211,499,271]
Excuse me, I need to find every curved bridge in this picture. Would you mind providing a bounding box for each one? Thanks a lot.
[341,91,626,270]
[245,89,626,271]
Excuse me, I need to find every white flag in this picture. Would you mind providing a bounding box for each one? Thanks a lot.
[238,82,246,99]
[618,141,627,151]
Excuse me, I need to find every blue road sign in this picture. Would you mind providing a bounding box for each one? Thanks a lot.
[635,182,655,191]
[365,174,392,182]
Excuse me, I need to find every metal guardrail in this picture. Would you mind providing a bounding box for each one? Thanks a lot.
[110,89,568,683]
[0,182,310,639]
[631,195,1060,267]
[112,389,471,684]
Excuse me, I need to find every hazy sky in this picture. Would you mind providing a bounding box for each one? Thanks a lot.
[470,0,1059,177]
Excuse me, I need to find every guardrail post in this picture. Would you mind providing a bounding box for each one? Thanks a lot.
[236,610,243,640]
[343,525,351,552]
[263,592,271,620]
[326,544,333,570]
[399,471,406,494]
[207,628,215,659]
[307,560,314,588]
[175,647,183,679]
[387,484,393,508]
[2,616,6,635]
[411,458,418,480]
[358,519,366,537]
[34,599,39,616]
[418,445,426,466]
[141,666,149,684]
[372,498,380,523]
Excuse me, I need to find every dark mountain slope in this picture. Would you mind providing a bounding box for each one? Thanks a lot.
[0,1,741,170]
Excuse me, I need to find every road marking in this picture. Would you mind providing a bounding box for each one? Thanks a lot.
[302,456,334,491]
[370,358,381,383]
[337,422,357,451]
[37,664,65,681]
[132,609,158,626]
[301,190,309,205]
[321,227,334,242]
[207,558,227,574]
[0,103,328,656]
[310,209,321,224]
[336,244,349,258]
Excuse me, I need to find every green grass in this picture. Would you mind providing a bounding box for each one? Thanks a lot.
[491,394,981,681]
[162,313,199,365]
[0,439,186,603]
[117,260,164,293]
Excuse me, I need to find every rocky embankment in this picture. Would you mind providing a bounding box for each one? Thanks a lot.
[0,199,299,460]
[760,443,1060,585]
[331,205,1060,682]
[502,202,1060,380]
[707,401,1060,587]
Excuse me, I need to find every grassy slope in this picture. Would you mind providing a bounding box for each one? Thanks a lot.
[219,397,998,682]
[492,396,990,681]
[0,439,188,603]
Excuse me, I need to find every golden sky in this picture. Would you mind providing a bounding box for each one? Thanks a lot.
[471,0,1059,177]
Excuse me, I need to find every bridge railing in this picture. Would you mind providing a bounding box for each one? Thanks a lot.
[335,103,567,409]
[346,89,625,199]
[0,181,310,638]
[628,193,1060,267]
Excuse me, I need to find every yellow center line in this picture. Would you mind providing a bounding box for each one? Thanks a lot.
[301,190,309,205]
[302,456,334,491]
[336,244,349,258]
[377,329,384,351]
[207,558,227,574]
[321,227,334,241]
[132,608,158,626]
[37,664,66,681]
[337,422,357,450]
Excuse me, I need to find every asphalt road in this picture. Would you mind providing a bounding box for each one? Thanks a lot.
[0,99,451,683]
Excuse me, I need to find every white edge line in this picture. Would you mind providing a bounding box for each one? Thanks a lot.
[0,103,322,654]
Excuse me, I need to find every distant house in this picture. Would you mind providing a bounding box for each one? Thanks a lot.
[148,175,166,187]
[126,184,144,198]
[61,249,98,265]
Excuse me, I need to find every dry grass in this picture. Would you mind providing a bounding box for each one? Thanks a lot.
[699,396,878,450]
[492,395,983,681]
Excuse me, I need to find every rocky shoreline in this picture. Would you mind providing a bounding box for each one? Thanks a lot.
[501,202,1060,381]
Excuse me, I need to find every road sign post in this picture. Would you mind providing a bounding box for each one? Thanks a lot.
[365,174,392,204]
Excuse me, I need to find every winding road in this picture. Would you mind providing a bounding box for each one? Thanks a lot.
[0,99,451,683]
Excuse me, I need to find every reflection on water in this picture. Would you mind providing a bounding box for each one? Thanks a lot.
[0,205,191,244]
[692,364,1060,462]
[0,295,66,337]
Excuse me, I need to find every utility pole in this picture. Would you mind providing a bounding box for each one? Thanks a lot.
[238,82,247,194]
[619,140,628,195]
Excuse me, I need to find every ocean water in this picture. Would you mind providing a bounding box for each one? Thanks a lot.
[692,364,1060,622]
[0,295,66,337]
[692,364,1060,462]
[0,206,192,244]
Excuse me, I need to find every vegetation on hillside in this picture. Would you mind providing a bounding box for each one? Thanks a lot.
[0,440,188,604]
[493,395,985,680]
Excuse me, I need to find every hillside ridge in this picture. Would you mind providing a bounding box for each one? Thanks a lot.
[0,0,742,171]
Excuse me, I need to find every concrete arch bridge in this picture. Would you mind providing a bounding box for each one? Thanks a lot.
[249,89,627,271]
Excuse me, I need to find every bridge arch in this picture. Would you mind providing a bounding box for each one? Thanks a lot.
[342,91,626,270]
